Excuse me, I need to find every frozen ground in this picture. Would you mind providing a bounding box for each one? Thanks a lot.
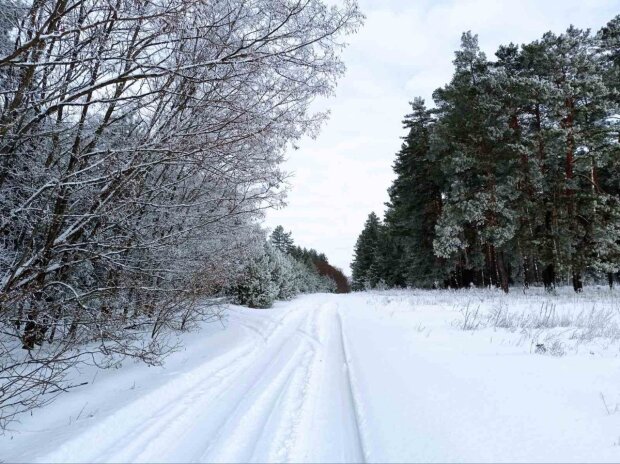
[3,288,620,462]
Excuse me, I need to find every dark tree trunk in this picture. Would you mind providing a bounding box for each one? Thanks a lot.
[542,264,555,291]
[609,272,614,290]
[522,255,530,289]
[496,249,509,293]
[572,272,583,293]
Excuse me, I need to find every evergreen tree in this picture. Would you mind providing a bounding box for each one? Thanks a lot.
[351,212,381,290]
[533,27,617,291]
[595,16,620,287]
[384,98,443,288]
[433,32,515,292]
[355,16,620,293]
[233,228,349,306]
[270,226,294,254]
[234,245,280,308]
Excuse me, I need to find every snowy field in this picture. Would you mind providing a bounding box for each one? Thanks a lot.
[3,288,620,463]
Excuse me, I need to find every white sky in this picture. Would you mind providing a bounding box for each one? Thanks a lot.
[266,0,620,274]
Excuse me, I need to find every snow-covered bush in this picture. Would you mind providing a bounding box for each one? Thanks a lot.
[270,247,300,301]
[231,237,342,308]
[233,246,280,309]
[319,274,338,293]
[295,262,337,294]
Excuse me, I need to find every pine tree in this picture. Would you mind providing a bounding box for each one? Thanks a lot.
[533,26,618,291]
[234,245,280,308]
[351,212,381,290]
[353,16,620,293]
[595,16,620,287]
[433,32,516,292]
[384,98,444,288]
[270,225,294,254]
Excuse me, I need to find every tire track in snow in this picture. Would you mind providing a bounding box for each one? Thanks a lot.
[196,341,309,461]
[233,307,296,344]
[336,307,369,463]
[35,306,307,463]
[199,304,324,462]
[259,301,327,462]
[129,307,313,462]
[37,341,257,463]
[35,298,366,464]
[292,301,368,463]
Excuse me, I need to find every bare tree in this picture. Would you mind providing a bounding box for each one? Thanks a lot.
[0,0,363,427]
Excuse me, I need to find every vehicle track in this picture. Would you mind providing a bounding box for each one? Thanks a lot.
[34,298,369,464]
[335,308,368,463]
[36,307,308,463]
[197,319,316,461]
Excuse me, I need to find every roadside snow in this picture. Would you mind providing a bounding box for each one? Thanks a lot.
[2,288,620,463]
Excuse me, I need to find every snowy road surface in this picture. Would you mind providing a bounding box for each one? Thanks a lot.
[3,291,620,462]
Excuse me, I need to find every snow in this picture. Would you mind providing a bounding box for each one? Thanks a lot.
[3,288,620,463]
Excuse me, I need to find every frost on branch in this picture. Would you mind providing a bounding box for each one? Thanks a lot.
[0,0,362,428]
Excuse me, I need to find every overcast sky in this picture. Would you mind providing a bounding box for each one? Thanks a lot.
[265,0,620,273]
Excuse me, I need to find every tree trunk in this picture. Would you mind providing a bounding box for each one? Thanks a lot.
[522,254,530,289]
[496,250,509,293]
[572,271,583,293]
[542,264,555,291]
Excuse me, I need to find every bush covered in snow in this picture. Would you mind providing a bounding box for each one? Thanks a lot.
[231,234,343,308]
[233,245,281,309]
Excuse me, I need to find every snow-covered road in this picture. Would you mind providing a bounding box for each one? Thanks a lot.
[4,291,620,462]
[61,299,365,463]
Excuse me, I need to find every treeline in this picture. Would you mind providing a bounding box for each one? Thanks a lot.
[0,0,362,427]
[352,17,620,293]
[232,226,350,309]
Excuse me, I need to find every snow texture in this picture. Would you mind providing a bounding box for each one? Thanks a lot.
[3,288,620,462]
